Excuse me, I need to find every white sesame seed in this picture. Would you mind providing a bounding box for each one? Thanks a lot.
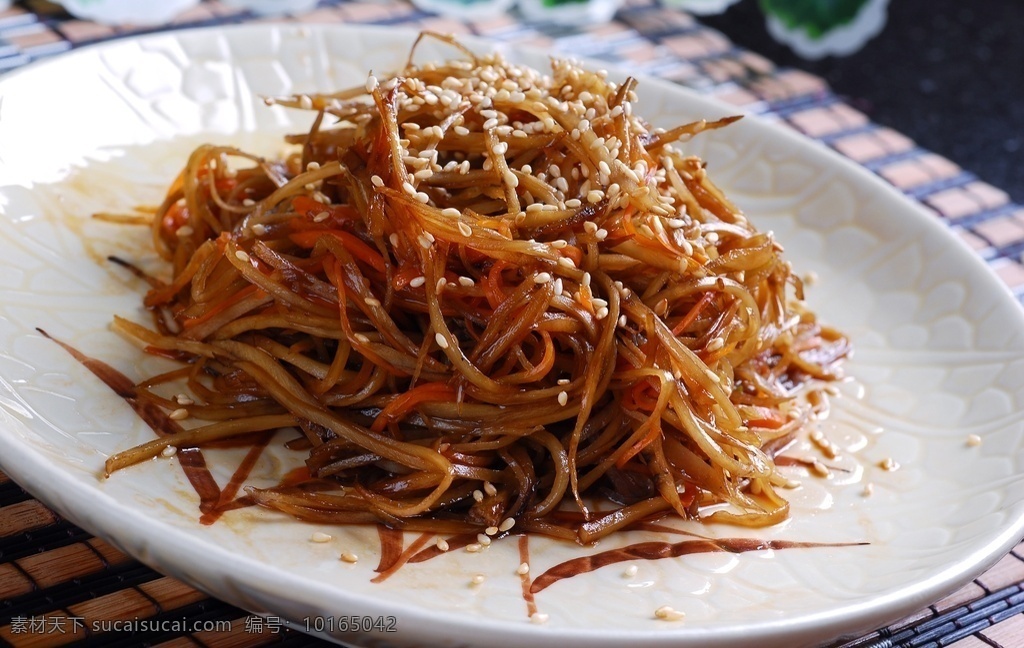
[473,489,484,502]
[582,272,592,287]
[557,257,576,268]
[550,240,568,249]
[482,118,498,130]
[485,526,499,536]
[558,391,568,406]
[471,573,486,585]
[311,531,332,543]
[587,190,604,204]
[354,334,370,344]
[169,408,189,421]
[436,538,450,552]
[409,276,426,288]
[706,337,725,352]
[491,142,508,156]
[516,562,530,575]
[623,565,638,577]
[298,95,313,110]
[341,552,358,563]
[435,333,450,349]
[654,606,684,621]
[160,445,177,458]
[583,221,598,234]
[313,211,330,222]
[441,207,461,217]
[458,275,475,287]
[418,235,433,249]
[415,192,430,204]
[436,277,447,293]
[553,278,563,297]
[530,612,549,625]
[499,517,516,532]
[389,233,400,247]
[879,457,899,471]
[466,543,483,553]
[483,481,497,496]
[811,460,830,478]
[251,223,267,236]
[402,181,416,195]
[234,250,250,262]
[477,533,492,546]
[364,297,381,308]
[365,75,378,93]
[967,434,982,447]
[534,272,552,284]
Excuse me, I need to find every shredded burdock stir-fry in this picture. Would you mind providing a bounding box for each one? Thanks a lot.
[104,34,849,543]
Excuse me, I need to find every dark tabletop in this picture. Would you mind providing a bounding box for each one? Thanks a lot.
[703,0,1024,205]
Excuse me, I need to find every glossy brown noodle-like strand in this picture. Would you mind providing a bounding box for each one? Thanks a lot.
[105,33,849,543]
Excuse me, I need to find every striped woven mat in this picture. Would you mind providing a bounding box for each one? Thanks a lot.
[1,1,1023,646]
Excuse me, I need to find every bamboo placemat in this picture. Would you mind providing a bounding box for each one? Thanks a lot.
[1,1,1023,646]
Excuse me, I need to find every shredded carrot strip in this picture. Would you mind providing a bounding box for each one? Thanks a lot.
[371,382,457,432]
[290,196,359,225]
[743,405,788,429]
[181,284,262,330]
[484,261,509,309]
[160,200,189,237]
[616,420,662,468]
[672,291,714,336]
[290,230,387,273]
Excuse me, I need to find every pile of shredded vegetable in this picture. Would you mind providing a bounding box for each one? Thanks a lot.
[105,34,849,543]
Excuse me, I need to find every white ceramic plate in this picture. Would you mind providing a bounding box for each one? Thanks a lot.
[2,24,1024,648]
